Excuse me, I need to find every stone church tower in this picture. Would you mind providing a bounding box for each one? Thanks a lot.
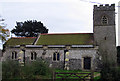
[93,4,117,65]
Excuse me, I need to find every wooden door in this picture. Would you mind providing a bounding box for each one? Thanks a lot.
[84,57,91,70]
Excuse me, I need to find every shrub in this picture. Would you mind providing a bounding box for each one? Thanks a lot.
[2,59,53,79]
[20,63,34,79]
[2,60,20,79]
[100,62,120,81]
[31,59,50,76]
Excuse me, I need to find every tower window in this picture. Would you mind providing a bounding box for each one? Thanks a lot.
[104,37,106,40]
[101,16,108,25]
[31,52,37,60]
[53,52,60,61]
[12,51,17,60]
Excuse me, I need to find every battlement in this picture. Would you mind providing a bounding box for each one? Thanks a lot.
[94,4,115,11]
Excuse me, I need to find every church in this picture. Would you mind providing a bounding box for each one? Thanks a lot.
[2,4,117,70]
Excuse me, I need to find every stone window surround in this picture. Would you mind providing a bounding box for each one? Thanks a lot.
[52,52,60,62]
[81,55,93,70]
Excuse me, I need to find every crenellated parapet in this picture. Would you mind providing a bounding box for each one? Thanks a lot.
[94,4,115,11]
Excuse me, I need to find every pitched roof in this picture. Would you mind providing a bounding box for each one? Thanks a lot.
[36,33,94,45]
[4,37,37,46]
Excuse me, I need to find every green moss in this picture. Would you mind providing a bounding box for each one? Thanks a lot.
[37,33,93,45]
[4,37,36,46]
[4,33,93,46]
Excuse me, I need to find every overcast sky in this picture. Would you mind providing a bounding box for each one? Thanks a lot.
[0,0,119,49]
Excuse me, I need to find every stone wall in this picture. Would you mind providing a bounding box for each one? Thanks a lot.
[69,59,81,70]
[2,47,99,70]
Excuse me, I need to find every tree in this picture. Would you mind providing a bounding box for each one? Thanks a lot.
[0,18,9,50]
[117,46,120,65]
[0,19,9,42]
[11,20,49,37]
[99,40,118,81]
[2,59,53,79]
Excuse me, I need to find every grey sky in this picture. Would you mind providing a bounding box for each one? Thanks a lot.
[0,0,118,33]
[1,1,93,33]
[0,0,119,49]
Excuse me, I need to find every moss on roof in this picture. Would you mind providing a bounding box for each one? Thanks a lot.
[4,37,36,46]
[36,33,93,45]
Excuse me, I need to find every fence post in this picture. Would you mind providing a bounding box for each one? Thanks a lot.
[91,69,94,81]
[53,72,56,81]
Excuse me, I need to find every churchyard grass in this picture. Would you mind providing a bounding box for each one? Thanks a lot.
[55,69,100,80]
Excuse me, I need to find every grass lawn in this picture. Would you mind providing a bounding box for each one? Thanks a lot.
[55,69,100,80]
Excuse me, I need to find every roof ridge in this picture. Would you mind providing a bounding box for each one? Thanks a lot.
[12,37,37,39]
[41,33,93,35]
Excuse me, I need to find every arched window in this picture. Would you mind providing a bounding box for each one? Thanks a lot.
[12,51,17,59]
[101,16,108,25]
[53,53,56,61]
[31,52,37,60]
[53,52,60,61]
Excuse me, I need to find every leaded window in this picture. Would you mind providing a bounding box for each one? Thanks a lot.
[12,51,17,59]
[101,16,108,25]
[31,52,37,60]
[53,52,60,61]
